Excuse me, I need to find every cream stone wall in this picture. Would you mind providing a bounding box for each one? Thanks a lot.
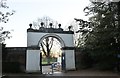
[26,32,75,72]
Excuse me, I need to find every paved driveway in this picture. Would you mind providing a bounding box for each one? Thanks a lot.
[2,68,120,78]
[42,65,61,74]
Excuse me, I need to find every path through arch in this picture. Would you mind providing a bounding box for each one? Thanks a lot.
[38,34,66,74]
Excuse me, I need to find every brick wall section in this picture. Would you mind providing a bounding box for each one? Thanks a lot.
[3,47,26,72]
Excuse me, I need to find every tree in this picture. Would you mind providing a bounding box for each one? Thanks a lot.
[33,16,61,64]
[41,37,54,64]
[74,18,93,47]
[41,37,62,64]
[81,1,120,70]
[0,0,15,43]
[74,18,94,68]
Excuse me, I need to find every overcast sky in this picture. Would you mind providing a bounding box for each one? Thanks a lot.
[3,0,91,47]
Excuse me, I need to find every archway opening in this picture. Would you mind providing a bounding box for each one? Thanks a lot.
[38,34,65,74]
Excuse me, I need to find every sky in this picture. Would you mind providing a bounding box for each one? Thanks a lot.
[2,0,91,47]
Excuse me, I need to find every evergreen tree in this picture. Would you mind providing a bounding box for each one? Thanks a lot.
[82,1,120,70]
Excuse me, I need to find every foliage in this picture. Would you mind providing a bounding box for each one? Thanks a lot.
[42,57,57,65]
[75,48,93,69]
[0,0,15,43]
[76,1,120,70]
[74,18,93,47]
[85,2,120,70]
[0,28,11,43]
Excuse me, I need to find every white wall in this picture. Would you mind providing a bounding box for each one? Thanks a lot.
[27,32,74,47]
[26,50,40,72]
[27,32,76,72]
[65,50,76,70]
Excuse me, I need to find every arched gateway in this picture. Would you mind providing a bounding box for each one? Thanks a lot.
[26,18,76,73]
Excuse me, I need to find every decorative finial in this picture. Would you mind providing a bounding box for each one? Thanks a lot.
[41,22,44,27]
[29,23,32,28]
[68,26,72,31]
[49,23,53,28]
[58,24,61,28]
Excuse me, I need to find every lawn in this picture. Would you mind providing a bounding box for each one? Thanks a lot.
[42,57,57,65]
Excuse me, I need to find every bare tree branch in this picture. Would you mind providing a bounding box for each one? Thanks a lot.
[42,40,47,47]
[41,43,47,56]
[49,37,54,50]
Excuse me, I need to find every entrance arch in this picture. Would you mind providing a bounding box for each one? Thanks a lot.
[37,33,65,47]
[38,34,66,73]
[26,17,76,73]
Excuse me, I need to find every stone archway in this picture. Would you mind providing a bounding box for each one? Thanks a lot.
[38,33,65,47]
[38,34,66,73]
[26,17,76,73]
